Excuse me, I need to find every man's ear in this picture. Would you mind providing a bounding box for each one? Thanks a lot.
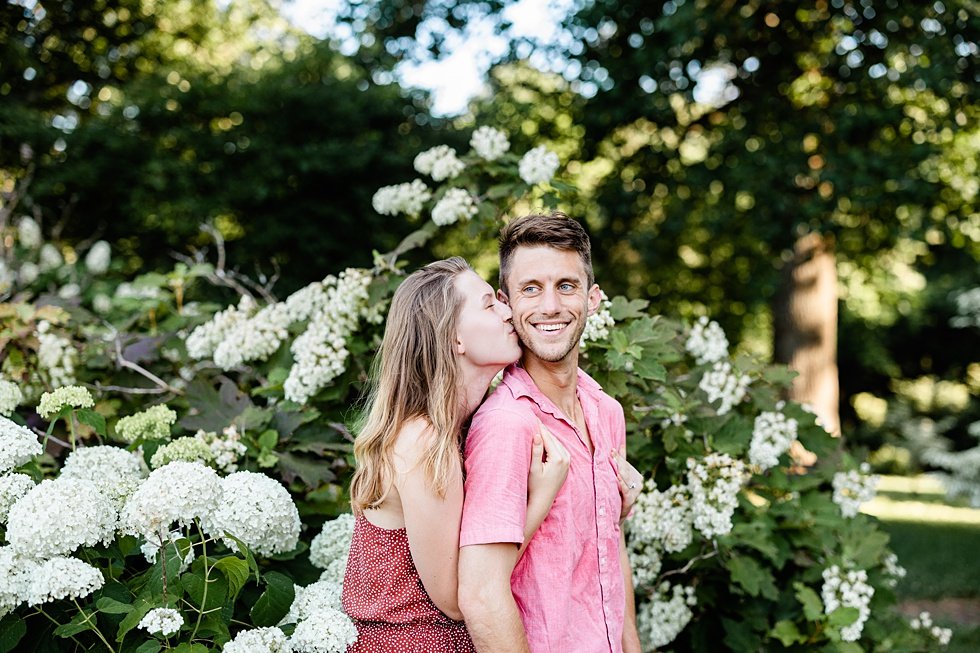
[497,288,510,305]
[586,284,602,316]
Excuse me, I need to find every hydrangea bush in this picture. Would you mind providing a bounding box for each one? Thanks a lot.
[0,127,950,651]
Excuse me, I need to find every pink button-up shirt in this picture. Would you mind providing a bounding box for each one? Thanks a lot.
[460,364,626,653]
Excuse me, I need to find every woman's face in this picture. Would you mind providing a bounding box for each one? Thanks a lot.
[454,270,522,369]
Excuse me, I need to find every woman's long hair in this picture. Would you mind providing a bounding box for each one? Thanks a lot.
[349,257,472,513]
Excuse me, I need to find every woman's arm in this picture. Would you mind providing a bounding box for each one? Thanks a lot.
[395,422,466,620]
[519,425,569,558]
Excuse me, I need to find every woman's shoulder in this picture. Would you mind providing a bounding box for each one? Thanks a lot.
[390,416,436,468]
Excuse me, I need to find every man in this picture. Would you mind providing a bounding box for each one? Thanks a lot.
[458,211,642,653]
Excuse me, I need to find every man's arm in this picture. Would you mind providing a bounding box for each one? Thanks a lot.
[619,531,642,653]
[458,543,531,653]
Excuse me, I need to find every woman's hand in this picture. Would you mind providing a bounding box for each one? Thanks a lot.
[610,446,643,522]
[527,423,570,505]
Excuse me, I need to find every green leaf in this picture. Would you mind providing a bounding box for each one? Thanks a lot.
[257,429,278,449]
[722,617,762,652]
[75,408,107,436]
[828,606,860,629]
[214,556,250,600]
[0,615,27,653]
[96,597,134,614]
[170,644,209,653]
[609,296,650,320]
[794,582,824,621]
[116,599,154,642]
[182,569,229,613]
[54,609,99,638]
[134,641,162,653]
[226,533,261,582]
[726,555,778,599]
[631,355,667,381]
[770,620,806,646]
[277,451,336,488]
[250,571,296,627]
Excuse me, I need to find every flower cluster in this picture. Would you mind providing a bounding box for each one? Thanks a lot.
[150,437,214,469]
[120,461,222,541]
[224,627,292,653]
[431,188,478,226]
[281,579,343,625]
[0,474,34,522]
[289,608,358,653]
[698,361,750,415]
[831,463,878,518]
[185,296,256,360]
[309,513,355,583]
[115,404,177,442]
[36,321,76,388]
[470,126,510,161]
[195,425,247,473]
[0,547,35,615]
[17,217,42,249]
[414,145,465,181]
[686,453,746,539]
[821,565,874,642]
[204,471,301,557]
[213,301,292,370]
[25,556,105,606]
[629,483,693,553]
[580,291,615,349]
[882,552,907,588]
[909,611,953,647]
[39,244,62,271]
[60,446,146,509]
[6,478,117,558]
[36,385,92,419]
[636,582,697,649]
[371,179,432,217]
[138,607,184,637]
[517,145,560,185]
[685,316,729,364]
[284,268,371,404]
[748,411,798,470]
[0,417,42,473]
[0,379,23,416]
[84,240,111,275]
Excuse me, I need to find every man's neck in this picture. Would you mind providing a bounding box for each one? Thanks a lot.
[521,354,580,419]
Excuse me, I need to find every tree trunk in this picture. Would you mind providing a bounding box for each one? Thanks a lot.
[773,232,840,436]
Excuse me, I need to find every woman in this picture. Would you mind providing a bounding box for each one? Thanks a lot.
[341,257,637,651]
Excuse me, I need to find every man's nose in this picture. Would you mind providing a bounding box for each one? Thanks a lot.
[539,286,561,314]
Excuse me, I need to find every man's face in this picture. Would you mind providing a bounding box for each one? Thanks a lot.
[500,245,601,364]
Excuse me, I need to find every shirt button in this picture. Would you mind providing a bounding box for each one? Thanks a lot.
[598,506,605,516]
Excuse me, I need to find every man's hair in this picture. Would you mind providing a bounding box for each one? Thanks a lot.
[498,211,594,295]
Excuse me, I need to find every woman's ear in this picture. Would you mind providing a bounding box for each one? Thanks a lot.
[455,333,466,355]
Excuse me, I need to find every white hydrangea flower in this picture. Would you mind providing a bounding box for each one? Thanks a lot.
[821,565,874,642]
[281,580,343,625]
[0,416,42,473]
[115,404,177,443]
[832,463,878,518]
[629,482,693,553]
[185,296,257,360]
[430,188,478,226]
[59,446,146,509]
[57,283,81,299]
[83,240,111,275]
[285,269,371,405]
[748,411,798,470]
[288,608,358,653]
[224,626,293,653]
[35,324,77,391]
[371,179,432,217]
[204,471,300,557]
[120,461,222,542]
[581,291,615,349]
[18,262,40,285]
[517,145,560,185]
[26,556,104,606]
[882,552,907,588]
[138,607,184,637]
[698,361,750,415]
[636,582,697,649]
[36,385,93,420]
[685,316,729,364]
[17,217,42,249]
[195,426,247,474]
[309,513,355,583]
[150,437,214,469]
[686,453,746,539]
[413,145,465,181]
[6,477,117,558]
[0,546,39,614]
[92,293,113,314]
[470,126,510,161]
[910,611,952,646]
[0,474,34,523]
[39,243,63,271]
[213,301,292,370]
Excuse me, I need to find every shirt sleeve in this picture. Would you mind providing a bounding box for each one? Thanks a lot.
[459,405,536,547]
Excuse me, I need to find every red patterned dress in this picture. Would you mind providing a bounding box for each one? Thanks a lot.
[341,514,475,653]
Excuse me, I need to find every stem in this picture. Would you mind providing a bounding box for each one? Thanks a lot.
[69,412,78,451]
[189,521,211,641]
[72,599,117,653]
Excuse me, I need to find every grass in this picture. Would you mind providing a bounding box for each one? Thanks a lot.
[862,475,980,652]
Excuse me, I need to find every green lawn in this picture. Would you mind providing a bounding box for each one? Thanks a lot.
[865,475,980,653]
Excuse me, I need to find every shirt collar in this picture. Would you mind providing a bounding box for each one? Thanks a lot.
[500,363,604,409]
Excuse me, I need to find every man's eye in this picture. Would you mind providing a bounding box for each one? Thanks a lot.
[559,283,575,292]
[522,286,540,295]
